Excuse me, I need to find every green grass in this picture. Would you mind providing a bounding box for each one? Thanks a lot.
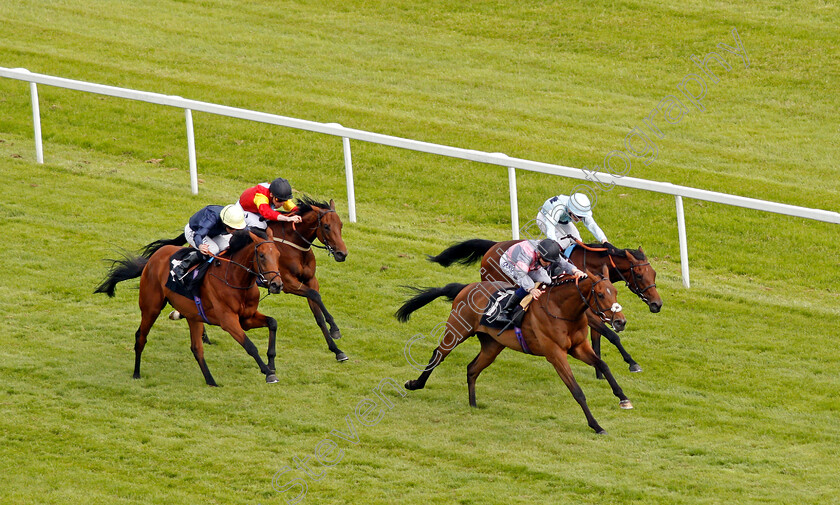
[1,1,839,504]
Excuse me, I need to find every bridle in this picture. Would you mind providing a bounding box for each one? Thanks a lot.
[540,275,623,328]
[208,239,282,290]
[275,208,340,258]
[576,239,657,306]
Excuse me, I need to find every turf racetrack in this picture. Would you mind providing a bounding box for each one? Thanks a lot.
[0,2,838,504]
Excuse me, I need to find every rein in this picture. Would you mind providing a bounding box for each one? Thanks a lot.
[274,208,338,257]
[207,239,281,290]
[540,276,621,326]
[577,239,657,304]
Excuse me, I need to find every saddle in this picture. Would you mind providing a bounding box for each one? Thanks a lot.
[480,288,519,329]
[164,249,212,299]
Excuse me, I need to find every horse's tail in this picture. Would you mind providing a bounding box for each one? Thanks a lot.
[140,233,186,259]
[426,239,497,267]
[94,254,149,297]
[395,283,469,322]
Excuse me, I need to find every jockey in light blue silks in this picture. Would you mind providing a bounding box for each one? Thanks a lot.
[536,192,611,255]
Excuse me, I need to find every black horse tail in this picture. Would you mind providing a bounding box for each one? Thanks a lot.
[395,283,469,322]
[426,239,497,267]
[140,233,186,259]
[94,254,149,297]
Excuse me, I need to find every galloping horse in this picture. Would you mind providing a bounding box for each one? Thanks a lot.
[396,268,632,434]
[146,196,350,362]
[428,238,662,374]
[267,196,349,362]
[95,228,284,386]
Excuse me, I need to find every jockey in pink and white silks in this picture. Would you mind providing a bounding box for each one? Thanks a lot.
[498,239,586,318]
[537,192,610,253]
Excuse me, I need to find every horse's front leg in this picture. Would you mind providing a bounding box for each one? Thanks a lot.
[570,342,633,411]
[241,312,279,375]
[283,273,347,362]
[587,311,642,375]
[218,312,278,384]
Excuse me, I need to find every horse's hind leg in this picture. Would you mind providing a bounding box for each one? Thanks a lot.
[545,347,606,434]
[466,333,505,407]
[133,294,167,379]
[570,344,633,410]
[187,320,218,386]
[405,324,472,391]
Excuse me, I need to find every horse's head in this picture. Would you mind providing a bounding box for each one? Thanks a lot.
[314,199,348,262]
[623,247,662,313]
[251,228,283,294]
[583,265,626,332]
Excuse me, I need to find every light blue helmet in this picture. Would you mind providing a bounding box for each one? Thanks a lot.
[566,193,593,218]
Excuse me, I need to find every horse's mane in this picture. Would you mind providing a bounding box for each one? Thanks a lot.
[584,242,645,261]
[226,228,268,255]
[295,195,330,214]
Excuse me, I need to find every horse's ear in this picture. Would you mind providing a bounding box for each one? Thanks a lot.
[601,264,609,279]
[329,199,336,210]
[265,226,275,240]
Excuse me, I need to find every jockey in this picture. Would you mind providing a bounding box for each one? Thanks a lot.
[537,192,610,253]
[235,177,302,230]
[498,239,586,322]
[173,204,246,279]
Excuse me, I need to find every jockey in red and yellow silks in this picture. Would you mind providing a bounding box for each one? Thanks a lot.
[236,178,302,229]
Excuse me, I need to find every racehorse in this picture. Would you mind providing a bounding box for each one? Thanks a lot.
[396,268,632,434]
[145,196,350,362]
[95,228,284,386]
[266,196,349,362]
[427,238,661,375]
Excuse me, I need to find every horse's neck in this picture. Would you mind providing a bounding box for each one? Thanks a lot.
[217,242,256,283]
[274,210,319,246]
[548,282,589,319]
[579,248,630,281]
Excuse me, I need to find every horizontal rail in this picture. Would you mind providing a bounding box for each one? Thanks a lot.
[2,66,839,225]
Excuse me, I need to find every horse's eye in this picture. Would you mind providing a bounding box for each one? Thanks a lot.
[324,225,331,232]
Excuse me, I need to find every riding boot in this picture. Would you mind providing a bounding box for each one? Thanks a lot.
[501,290,526,320]
[173,250,203,281]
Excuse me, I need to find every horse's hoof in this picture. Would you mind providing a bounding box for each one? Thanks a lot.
[628,364,643,373]
[330,330,342,340]
[266,374,279,384]
[132,374,141,380]
[596,429,608,436]
[620,399,634,409]
[335,352,349,362]
[168,310,181,320]
[405,380,415,390]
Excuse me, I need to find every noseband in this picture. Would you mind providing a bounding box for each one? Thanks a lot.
[540,276,621,327]
[291,209,339,258]
[574,276,623,327]
[580,243,657,305]
[210,239,281,290]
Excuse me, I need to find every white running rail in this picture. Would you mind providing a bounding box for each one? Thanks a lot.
[2,66,839,287]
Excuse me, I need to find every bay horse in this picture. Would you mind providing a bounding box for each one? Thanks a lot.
[396,268,631,434]
[266,196,349,362]
[95,228,284,386]
[428,238,662,375]
[148,196,350,362]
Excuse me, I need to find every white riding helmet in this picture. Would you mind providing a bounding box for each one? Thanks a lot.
[220,204,247,230]
[566,193,593,218]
